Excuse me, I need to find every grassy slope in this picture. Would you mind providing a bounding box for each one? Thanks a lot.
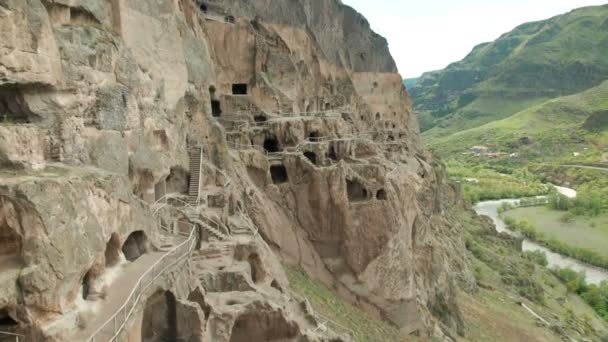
[429,80,608,161]
[505,206,608,258]
[412,4,608,136]
[284,265,403,342]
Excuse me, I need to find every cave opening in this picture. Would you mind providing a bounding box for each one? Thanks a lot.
[270,165,288,184]
[0,308,18,329]
[376,189,387,201]
[225,15,235,24]
[211,100,222,117]
[263,136,281,153]
[253,115,267,123]
[0,217,23,261]
[82,269,92,300]
[232,83,248,95]
[199,3,208,12]
[247,253,264,284]
[308,131,321,142]
[346,180,367,202]
[122,231,147,262]
[0,88,39,124]
[105,233,122,267]
[303,151,317,165]
[375,112,381,120]
[328,145,338,161]
[388,135,395,142]
[325,102,331,110]
[142,291,178,341]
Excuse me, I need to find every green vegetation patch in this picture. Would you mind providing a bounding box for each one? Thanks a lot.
[503,217,608,269]
[447,161,549,204]
[284,264,402,342]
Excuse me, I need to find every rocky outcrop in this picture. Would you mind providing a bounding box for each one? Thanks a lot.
[0,0,472,340]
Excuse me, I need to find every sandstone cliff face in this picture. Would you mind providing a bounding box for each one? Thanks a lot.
[0,0,472,340]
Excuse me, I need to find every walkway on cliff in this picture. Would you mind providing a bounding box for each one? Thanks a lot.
[72,251,166,341]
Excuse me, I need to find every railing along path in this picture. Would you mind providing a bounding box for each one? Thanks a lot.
[87,225,197,342]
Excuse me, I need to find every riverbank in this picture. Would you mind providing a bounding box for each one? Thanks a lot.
[473,192,608,285]
[504,206,608,258]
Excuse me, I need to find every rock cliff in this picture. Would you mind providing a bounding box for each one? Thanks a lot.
[0,0,473,340]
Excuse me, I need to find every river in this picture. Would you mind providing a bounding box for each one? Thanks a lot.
[473,186,608,285]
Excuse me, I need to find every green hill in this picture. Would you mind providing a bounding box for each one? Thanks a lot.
[410,4,608,138]
[430,80,608,162]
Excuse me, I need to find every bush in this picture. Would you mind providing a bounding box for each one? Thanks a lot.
[553,267,608,323]
[524,250,548,266]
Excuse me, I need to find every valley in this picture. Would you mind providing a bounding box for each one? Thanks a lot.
[408,3,608,336]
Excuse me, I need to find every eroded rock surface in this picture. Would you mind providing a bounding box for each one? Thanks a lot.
[0,0,473,340]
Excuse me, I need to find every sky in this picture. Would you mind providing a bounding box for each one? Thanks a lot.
[341,0,607,78]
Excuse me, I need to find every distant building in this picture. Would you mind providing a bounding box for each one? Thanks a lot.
[470,145,489,154]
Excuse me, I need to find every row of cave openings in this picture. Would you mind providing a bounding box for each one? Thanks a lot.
[82,231,148,300]
[347,179,387,202]
[140,288,296,342]
[209,84,248,118]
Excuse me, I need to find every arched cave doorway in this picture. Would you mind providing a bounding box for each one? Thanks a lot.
[0,214,22,266]
[375,112,381,120]
[270,165,288,184]
[122,231,147,262]
[303,151,317,165]
[263,136,281,153]
[105,233,122,267]
[376,189,387,201]
[142,291,178,341]
[346,180,367,202]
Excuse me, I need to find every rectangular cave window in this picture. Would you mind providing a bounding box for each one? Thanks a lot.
[346,179,368,202]
[270,165,289,184]
[232,83,248,95]
[211,100,222,117]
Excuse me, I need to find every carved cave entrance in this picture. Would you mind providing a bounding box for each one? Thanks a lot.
[376,189,387,200]
[0,88,39,124]
[303,151,317,165]
[122,231,147,262]
[0,308,18,331]
[263,136,281,153]
[247,253,265,284]
[253,115,267,123]
[0,210,22,268]
[347,180,367,202]
[308,131,320,142]
[270,165,288,184]
[105,233,122,267]
[232,83,248,95]
[142,291,178,342]
[209,86,222,117]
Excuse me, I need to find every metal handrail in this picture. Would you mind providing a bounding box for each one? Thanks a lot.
[0,331,24,342]
[87,225,197,342]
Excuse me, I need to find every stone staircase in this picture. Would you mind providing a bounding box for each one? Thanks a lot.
[188,147,203,206]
